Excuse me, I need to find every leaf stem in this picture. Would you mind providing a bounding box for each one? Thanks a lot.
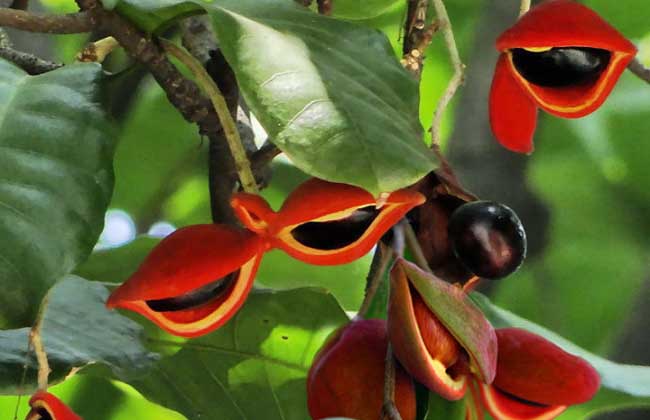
[381,344,403,420]
[356,244,394,319]
[161,39,259,195]
[519,0,531,16]
[29,294,51,391]
[77,36,119,63]
[403,220,433,273]
[430,0,465,149]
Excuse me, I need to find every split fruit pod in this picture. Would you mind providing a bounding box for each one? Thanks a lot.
[473,328,600,420]
[26,391,82,420]
[232,178,425,265]
[306,319,416,420]
[387,259,498,400]
[489,0,637,153]
[106,224,264,338]
[447,201,527,280]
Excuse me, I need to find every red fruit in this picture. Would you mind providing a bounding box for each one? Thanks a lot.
[307,319,416,420]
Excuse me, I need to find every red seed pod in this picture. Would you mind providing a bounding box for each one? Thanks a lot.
[107,224,264,338]
[476,328,600,420]
[232,178,425,265]
[387,259,497,401]
[307,319,416,420]
[489,0,637,153]
[26,391,82,420]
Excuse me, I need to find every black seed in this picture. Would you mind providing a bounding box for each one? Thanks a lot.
[290,206,380,250]
[28,408,52,420]
[146,270,239,312]
[448,201,526,279]
[512,47,610,87]
[281,336,288,340]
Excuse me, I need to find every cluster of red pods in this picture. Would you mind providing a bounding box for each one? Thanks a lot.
[29,0,637,418]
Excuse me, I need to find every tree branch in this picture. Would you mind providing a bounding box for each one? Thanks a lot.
[628,57,650,85]
[0,45,61,74]
[0,8,93,34]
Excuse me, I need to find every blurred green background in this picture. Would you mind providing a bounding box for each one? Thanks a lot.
[1,0,649,419]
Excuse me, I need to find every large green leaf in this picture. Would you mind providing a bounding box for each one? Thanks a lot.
[129,288,349,420]
[0,276,157,395]
[473,293,650,400]
[0,60,116,327]
[204,0,436,195]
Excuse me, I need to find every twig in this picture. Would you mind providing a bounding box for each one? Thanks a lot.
[0,8,93,34]
[381,344,403,420]
[0,46,62,74]
[356,245,394,319]
[519,0,531,16]
[401,0,437,78]
[403,220,432,273]
[161,39,259,195]
[77,36,119,63]
[628,57,650,85]
[430,0,465,149]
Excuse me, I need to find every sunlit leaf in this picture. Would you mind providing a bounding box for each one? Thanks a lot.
[129,288,348,420]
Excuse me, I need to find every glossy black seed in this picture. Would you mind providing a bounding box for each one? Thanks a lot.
[448,201,526,279]
[512,47,611,87]
[290,206,380,250]
[146,270,238,312]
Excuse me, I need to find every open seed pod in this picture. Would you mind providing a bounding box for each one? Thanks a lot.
[388,259,497,400]
[107,224,264,338]
[260,178,424,265]
[307,319,416,420]
[490,0,637,153]
[476,328,600,420]
[26,391,82,420]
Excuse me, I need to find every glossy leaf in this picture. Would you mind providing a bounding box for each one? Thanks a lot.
[0,60,115,327]
[472,293,650,398]
[206,0,436,195]
[0,276,157,394]
[129,288,349,420]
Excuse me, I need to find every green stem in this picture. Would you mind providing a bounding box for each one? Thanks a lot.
[161,39,260,195]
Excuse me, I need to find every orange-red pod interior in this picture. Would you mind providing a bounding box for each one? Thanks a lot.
[106,224,264,338]
[26,391,82,420]
[266,178,425,265]
[307,319,416,420]
[490,0,637,153]
[476,328,600,420]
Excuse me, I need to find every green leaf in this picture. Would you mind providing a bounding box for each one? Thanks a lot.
[331,0,401,20]
[0,60,116,327]
[203,0,436,195]
[472,293,650,399]
[106,0,202,33]
[0,276,158,394]
[129,288,349,420]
